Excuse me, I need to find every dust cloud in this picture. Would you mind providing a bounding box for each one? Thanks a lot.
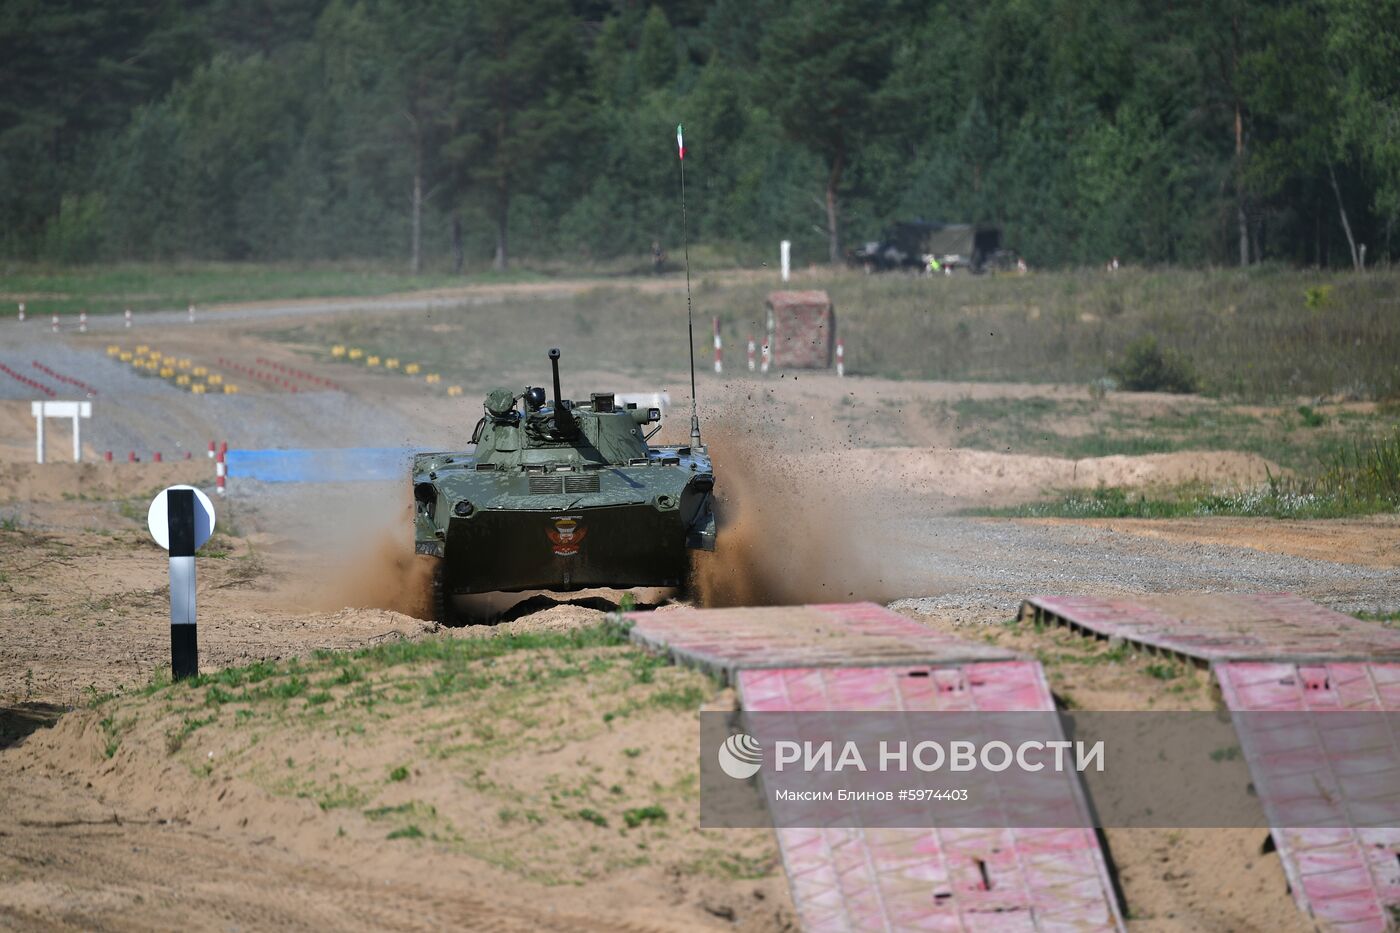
[284,422,903,620]
[325,534,436,618]
[691,425,900,607]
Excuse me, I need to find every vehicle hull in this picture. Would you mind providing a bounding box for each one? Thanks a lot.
[439,502,691,594]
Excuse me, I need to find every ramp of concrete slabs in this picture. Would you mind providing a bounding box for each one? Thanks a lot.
[626,602,1016,681]
[626,603,1125,931]
[1019,593,1400,664]
[1217,662,1400,933]
[739,664,1125,932]
[1020,593,1400,932]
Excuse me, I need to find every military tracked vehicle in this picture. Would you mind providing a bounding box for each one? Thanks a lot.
[412,349,716,623]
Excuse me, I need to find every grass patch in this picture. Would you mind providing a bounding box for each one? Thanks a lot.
[575,808,608,828]
[942,396,1400,474]
[1355,609,1400,627]
[974,433,1400,519]
[3,261,550,317]
[622,805,668,829]
[386,824,424,841]
[165,713,216,754]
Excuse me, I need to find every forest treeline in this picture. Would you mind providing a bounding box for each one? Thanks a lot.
[2,0,1398,270]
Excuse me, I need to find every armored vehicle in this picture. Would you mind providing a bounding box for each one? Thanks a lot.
[850,221,1004,273]
[412,349,716,623]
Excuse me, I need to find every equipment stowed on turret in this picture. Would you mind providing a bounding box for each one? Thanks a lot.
[411,349,717,623]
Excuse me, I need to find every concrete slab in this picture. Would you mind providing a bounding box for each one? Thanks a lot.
[1020,593,1400,664]
[1218,661,1400,933]
[627,602,1017,681]
[737,663,1123,932]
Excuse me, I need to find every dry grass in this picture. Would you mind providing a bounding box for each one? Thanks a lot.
[259,264,1399,402]
[785,266,1400,401]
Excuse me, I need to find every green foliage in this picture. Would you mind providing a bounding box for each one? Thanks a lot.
[388,765,410,782]
[621,805,668,829]
[976,429,1400,519]
[1297,405,1326,428]
[3,0,1397,268]
[575,808,609,828]
[1110,337,1197,394]
[1304,285,1333,309]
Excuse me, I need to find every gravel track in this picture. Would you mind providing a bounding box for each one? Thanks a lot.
[885,515,1400,622]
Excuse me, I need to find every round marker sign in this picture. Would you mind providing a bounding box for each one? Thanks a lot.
[147,485,216,551]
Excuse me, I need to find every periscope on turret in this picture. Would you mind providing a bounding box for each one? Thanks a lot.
[412,348,716,623]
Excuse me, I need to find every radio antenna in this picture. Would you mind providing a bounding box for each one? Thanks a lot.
[676,123,702,451]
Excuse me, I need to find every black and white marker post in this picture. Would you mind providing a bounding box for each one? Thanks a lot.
[147,485,216,680]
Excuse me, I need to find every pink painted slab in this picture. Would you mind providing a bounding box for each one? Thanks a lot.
[1217,662,1400,933]
[1021,594,1400,663]
[628,602,1016,679]
[738,663,1124,932]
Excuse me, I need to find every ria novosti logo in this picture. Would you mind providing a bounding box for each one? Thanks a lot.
[717,733,763,779]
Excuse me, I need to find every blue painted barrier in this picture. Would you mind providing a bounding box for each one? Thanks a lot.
[225,447,417,483]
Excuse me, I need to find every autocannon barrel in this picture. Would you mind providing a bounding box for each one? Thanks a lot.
[548,348,576,435]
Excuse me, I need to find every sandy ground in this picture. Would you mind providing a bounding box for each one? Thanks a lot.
[1,280,1391,931]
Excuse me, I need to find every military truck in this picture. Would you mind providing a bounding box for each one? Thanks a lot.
[850,221,1006,273]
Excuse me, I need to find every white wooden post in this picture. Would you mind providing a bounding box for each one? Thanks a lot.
[780,240,791,282]
[32,401,92,464]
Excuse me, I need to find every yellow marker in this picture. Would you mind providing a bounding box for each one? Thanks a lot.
[425,373,440,384]
[136,344,149,354]
[385,358,399,370]
[106,345,121,356]
[193,366,207,377]
[145,359,160,371]
[331,345,346,358]
[366,355,381,367]
[404,363,420,375]
[207,374,223,385]
[162,356,176,366]
[176,374,190,386]
[119,352,133,362]
[159,367,174,378]
[223,384,238,394]
[177,358,191,370]
[348,348,363,360]
[447,385,463,397]
[191,383,206,395]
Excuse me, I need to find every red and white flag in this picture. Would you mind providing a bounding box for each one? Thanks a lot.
[676,123,685,161]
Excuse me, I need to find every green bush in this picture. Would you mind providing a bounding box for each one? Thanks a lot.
[1110,337,1197,393]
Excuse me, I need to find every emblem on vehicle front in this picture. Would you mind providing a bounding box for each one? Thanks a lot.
[547,515,587,556]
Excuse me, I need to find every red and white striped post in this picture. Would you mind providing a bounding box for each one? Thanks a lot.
[17,302,25,322]
[760,341,771,375]
[713,317,722,374]
[215,442,226,497]
[836,339,845,378]
[124,308,132,329]
[187,304,196,323]
[153,451,162,463]
[207,440,216,459]
[747,335,756,372]
[51,314,59,333]
[78,310,88,334]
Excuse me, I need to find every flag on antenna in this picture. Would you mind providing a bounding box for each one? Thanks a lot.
[676,123,685,160]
